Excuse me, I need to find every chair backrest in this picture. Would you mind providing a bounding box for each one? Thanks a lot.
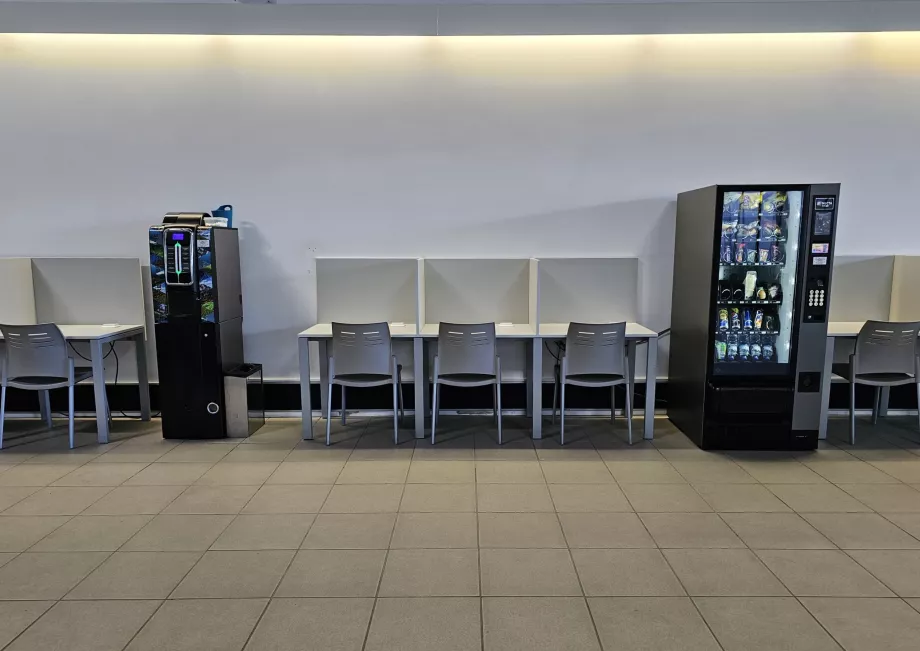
[565,322,627,376]
[330,322,392,377]
[0,323,69,380]
[855,320,920,376]
[437,322,496,376]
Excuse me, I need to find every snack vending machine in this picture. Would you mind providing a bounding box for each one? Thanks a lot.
[149,213,245,439]
[668,184,841,449]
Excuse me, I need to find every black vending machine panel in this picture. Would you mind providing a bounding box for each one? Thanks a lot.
[149,213,244,439]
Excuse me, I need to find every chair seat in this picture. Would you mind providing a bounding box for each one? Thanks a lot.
[333,373,397,388]
[854,372,917,386]
[7,370,93,389]
[437,373,498,387]
[565,373,626,387]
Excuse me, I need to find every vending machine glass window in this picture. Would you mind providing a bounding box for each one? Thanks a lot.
[714,190,803,375]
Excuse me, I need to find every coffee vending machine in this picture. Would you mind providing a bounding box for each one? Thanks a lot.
[149,213,245,439]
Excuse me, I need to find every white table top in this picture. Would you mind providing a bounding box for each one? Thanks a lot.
[420,323,537,338]
[827,322,867,338]
[299,323,418,339]
[0,324,144,341]
[538,323,659,339]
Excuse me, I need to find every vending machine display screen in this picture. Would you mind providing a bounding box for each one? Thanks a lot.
[164,228,195,286]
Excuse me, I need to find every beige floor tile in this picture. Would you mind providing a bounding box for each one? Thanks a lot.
[804,460,901,483]
[802,513,920,549]
[596,445,666,462]
[162,485,259,514]
[548,484,632,512]
[735,460,827,484]
[766,483,872,512]
[122,514,233,551]
[802,597,920,651]
[475,443,538,461]
[483,596,600,651]
[125,462,213,486]
[399,483,477,512]
[366,597,481,651]
[287,445,356,463]
[0,515,70,552]
[696,597,842,651]
[848,550,920,597]
[559,512,656,548]
[3,486,112,515]
[540,461,614,484]
[221,446,291,463]
[156,443,236,463]
[211,514,314,550]
[867,460,920,483]
[4,599,160,651]
[535,441,602,462]
[244,597,373,651]
[0,602,55,650]
[573,549,685,597]
[266,460,345,484]
[481,548,581,596]
[301,513,396,549]
[621,484,712,512]
[275,549,386,597]
[670,460,756,484]
[693,484,792,512]
[171,550,293,598]
[379,548,480,597]
[242,484,332,514]
[336,460,409,484]
[605,460,685,484]
[640,513,744,549]
[51,462,148,487]
[0,486,40,511]
[839,483,920,512]
[0,552,15,568]
[478,484,555,512]
[408,460,475,483]
[0,551,108,599]
[195,461,279,486]
[66,550,200,599]
[29,515,151,551]
[391,512,479,548]
[125,598,266,651]
[0,464,76,486]
[411,441,475,461]
[884,512,920,539]
[476,461,545,483]
[663,549,788,596]
[82,485,186,515]
[721,513,835,549]
[758,549,893,597]
[321,484,403,513]
[479,513,566,548]
[588,597,721,651]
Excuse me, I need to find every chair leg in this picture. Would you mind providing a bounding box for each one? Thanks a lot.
[430,381,439,445]
[493,385,498,424]
[625,382,633,446]
[392,379,399,446]
[68,384,75,450]
[560,380,566,446]
[496,381,503,446]
[326,382,334,446]
[611,386,616,427]
[0,385,7,450]
[341,386,346,426]
[872,386,880,426]
[551,364,559,425]
[40,390,53,428]
[849,381,856,446]
[397,374,405,423]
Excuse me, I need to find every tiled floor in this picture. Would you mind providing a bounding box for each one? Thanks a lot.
[1,415,920,650]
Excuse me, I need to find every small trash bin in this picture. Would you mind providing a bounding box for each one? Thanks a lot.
[224,363,265,438]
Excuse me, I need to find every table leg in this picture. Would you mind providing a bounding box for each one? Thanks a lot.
[818,336,835,440]
[299,337,313,440]
[532,337,543,439]
[318,340,330,423]
[643,338,658,441]
[90,339,110,444]
[134,334,151,421]
[878,387,891,419]
[413,337,426,439]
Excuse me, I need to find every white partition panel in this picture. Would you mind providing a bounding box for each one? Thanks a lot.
[316,258,419,325]
[828,255,894,323]
[424,258,531,325]
[0,258,37,325]
[538,258,639,326]
[890,256,920,322]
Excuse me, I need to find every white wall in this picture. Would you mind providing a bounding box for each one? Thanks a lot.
[1,33,919,380]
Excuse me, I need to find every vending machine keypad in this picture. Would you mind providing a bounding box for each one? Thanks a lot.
[803,196,836,323]
[164,228,195,287]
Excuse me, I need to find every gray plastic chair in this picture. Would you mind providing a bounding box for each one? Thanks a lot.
[432,322,502,445]
[845,320,920,445]
[326,322,404,446]
[554,322,632,446]
[0,323,105,450]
